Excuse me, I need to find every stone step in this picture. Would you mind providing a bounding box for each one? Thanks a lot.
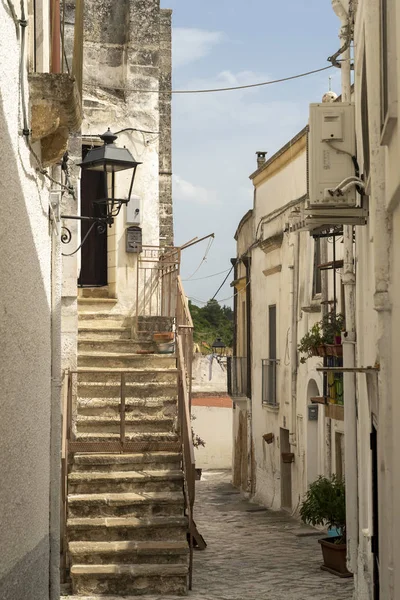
[70,452,182,473]
[78,381,178,400]
[77,367,177,384]
[135,316,174,333]
[76,414,175,435]
[67,515,188,542]
[79,312,127,322]
[78,326,132,341]
[74,432,179,447]
[78,353,176,369]
[68,540,189,565]
[77,397,177,419]
[68,469,184,494]
[68,491,184,519]
[78,339,156,354]
[70,563,188,596]
[78,287,110,299]
[78,298,118,313]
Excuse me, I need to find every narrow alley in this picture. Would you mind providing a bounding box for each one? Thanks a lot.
[65,471,353,600]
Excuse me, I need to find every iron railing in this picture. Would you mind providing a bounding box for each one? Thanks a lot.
[261,359,279,406]
[136,245,180,319]
[227,356,248,398]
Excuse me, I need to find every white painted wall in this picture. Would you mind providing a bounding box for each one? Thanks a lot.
[0,2,56,598]
[192,405,232,470]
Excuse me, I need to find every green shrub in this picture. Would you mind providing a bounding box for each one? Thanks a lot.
[300,475,346,544]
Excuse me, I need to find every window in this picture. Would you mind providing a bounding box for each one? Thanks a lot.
[262,305,278,406]
[312,238,322,296]
[380,0,397,143]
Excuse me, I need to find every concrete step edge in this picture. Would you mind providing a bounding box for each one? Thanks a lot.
[70,563,189,576]
[68,540,189,555]
[67,516,188,529]
[68,491,184,505]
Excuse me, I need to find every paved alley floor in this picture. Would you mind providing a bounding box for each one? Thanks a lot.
[65,470,354,600]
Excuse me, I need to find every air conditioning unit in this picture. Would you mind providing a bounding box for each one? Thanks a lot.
[308,103,356,208]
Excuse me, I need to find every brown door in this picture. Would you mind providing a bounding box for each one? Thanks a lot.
[78,146,108,287]
[280,428,292,510]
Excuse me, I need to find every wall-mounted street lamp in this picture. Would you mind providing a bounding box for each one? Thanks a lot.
[212,337,226,357]
[61,128,141,253]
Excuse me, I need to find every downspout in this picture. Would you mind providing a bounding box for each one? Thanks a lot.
[243,256,253,494]
[290,232,300,446]
[49,171,62,600]
[332,0,359,575]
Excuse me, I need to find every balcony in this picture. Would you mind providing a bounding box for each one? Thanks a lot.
[262,359,279,407]
[28,0,84,166]
[227,357,248,398]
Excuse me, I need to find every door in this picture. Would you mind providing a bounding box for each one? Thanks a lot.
[371,426,380,599]
[78,146,108,287]
[280,428,292,510]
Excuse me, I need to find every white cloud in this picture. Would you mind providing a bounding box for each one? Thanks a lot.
[173,175,217,204]
[172,28,226,69]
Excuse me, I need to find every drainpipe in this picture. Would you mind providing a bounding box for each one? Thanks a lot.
[289,232,300,447]
[50,0,61,73]
[49,169,62,600]
[332,0,359,575]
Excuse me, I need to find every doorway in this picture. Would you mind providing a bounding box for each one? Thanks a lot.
[280,428,292,510]
[371,425,379,600]
[78,145,108,287]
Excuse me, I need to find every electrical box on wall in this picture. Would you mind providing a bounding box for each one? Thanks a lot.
[308,102,356,207]
[308,405,319,421]
[126,226,142,253]
[126,194,142,225]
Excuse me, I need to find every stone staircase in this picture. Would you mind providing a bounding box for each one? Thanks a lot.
[67,299,189,596]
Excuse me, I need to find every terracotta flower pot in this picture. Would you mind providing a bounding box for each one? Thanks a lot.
[325,344,343,358]
[153,332,174,342]
[281,452,295,464]
[318,537,353,578]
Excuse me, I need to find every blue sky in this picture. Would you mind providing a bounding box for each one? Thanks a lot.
[160,0,341,306]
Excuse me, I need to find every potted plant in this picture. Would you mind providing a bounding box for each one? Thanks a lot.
[300,475,352,578]
[298,313,345,363]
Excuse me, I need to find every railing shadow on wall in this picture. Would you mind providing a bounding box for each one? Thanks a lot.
[60,249,196,589]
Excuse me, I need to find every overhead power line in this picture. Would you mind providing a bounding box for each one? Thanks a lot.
[84,65,334,95]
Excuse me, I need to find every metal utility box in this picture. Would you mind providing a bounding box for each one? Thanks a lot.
[126,194,142,225]
[308,103,356,207]
[126,226,142,253]
[308,405,319,421]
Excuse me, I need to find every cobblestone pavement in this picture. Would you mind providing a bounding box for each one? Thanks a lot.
[66,470,354,600]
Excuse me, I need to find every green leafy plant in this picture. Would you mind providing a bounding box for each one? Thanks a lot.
[298,313,345,363]
[300,475,346,544]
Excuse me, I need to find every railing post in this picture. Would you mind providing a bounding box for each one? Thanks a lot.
[120,372,126,452]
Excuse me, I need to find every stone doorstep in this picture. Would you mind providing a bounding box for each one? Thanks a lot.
[68,491,184,506]
[67,516,188,530]
[71,564,188,577]
[68,540,189,557]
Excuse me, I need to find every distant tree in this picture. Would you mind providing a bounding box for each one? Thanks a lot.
[188,299,233,350]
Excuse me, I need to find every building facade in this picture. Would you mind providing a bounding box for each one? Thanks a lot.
[0,0,83,598]
[232,132,346,512]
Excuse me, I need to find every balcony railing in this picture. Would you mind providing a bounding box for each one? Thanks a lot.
[227,357,248,398]
[262,359,279,406]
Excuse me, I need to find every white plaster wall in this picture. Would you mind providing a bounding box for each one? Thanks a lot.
[0,2,54,597]
[192,406,232,470]
[192,354,227,394]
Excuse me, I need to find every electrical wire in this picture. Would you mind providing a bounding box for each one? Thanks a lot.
[183,237,214,281]
[19,1,29,136]
[83,65,334,95]
[28,140,76,197]
[182,268,231,282]
[210,264,234,300]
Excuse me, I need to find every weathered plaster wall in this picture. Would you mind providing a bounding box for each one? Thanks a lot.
[0,2,54,598]
[192,400,233,470]
[159,9,173,246]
